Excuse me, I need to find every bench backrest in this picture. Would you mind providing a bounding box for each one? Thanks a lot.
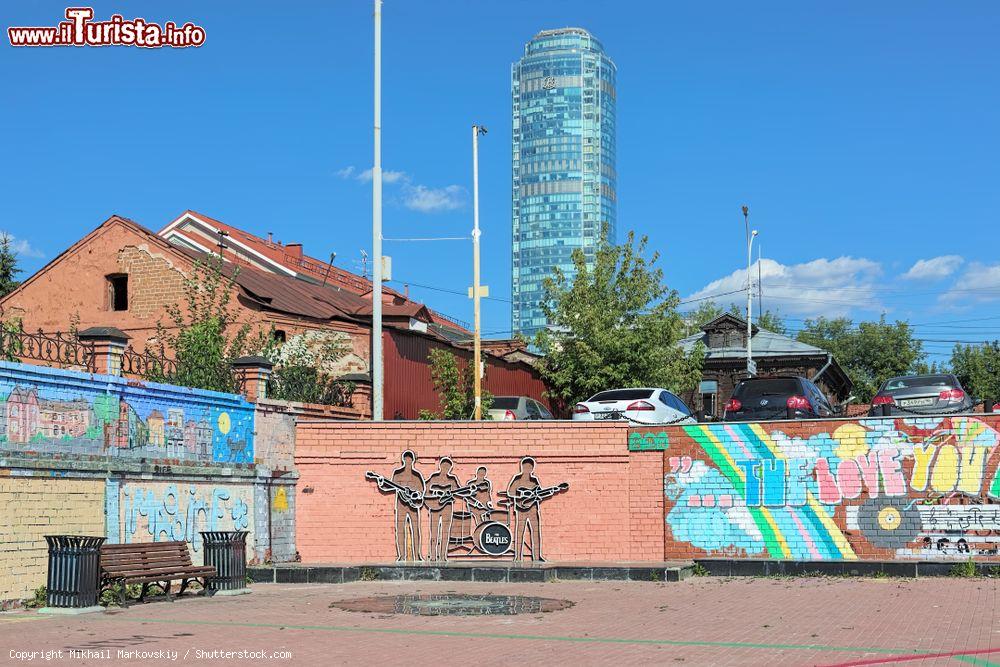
[100,541,194,576]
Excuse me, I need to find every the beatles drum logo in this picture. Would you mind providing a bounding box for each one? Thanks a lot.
[366,452,569,562]
[478,522,512,555]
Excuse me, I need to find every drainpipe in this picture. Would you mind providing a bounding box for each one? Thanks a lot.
[811,352,845,406]
[812,353,833,383]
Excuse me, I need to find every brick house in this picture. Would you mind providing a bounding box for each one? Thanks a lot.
[0,213,551,419]
[4,386,40,444]
[679,314,853,418]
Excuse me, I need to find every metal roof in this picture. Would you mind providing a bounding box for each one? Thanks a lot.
[679,328,828,360]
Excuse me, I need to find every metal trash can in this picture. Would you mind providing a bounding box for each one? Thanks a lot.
[44,535,105,608]
[200,531,249,593]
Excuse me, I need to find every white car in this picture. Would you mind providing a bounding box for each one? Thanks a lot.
[572,388,696,424]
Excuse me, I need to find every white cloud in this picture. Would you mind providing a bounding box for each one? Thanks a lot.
[0,231,43,259]
[354,168,408,184]
[336,165,408,184]
[900,255,963,281]
[684,256,883,318]
[938,262,1000,306]
[402,184,466,213]
[335,165,466,213]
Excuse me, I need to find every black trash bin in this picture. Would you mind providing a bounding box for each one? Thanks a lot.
[200,531,249,593]
[44,535,106,608]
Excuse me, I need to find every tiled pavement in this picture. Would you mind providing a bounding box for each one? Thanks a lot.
[1,577,997,666]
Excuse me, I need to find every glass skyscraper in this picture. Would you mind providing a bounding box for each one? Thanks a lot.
[511,27,617,337]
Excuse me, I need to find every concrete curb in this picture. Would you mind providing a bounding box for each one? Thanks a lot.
[37,605,105,615]
[693,559,999,577]
[248,563,694,584]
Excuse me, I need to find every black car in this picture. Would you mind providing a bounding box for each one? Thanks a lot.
[869,374,974,416]
[723,376,837,422]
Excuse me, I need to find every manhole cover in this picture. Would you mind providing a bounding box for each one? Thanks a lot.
[330,594,573,616]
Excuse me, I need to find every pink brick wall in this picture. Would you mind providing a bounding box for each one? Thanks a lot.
[294,421,664,563]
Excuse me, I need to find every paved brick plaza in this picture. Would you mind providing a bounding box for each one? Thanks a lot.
[2,577,997,666]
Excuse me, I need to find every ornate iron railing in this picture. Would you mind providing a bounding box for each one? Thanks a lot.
[266,368,355,407]
[0,323,95,372]
[121,344,178,379]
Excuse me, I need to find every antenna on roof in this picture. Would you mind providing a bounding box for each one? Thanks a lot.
[321,252,337,287]
[357,249,370,280]
[215,229,229,258]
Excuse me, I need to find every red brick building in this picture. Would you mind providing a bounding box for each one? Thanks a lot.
[0,212,550,419]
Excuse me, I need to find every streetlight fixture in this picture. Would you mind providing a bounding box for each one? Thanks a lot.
[742,206,758,377]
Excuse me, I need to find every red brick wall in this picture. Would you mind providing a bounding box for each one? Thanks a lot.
[383,330,550,420]
[294,421,664,563]
[630,415,1000,562]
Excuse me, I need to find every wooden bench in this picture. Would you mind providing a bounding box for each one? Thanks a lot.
[100,541,216,605]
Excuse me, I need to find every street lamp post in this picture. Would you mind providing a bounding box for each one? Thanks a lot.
[471,124,487,420]
[371,0,384,420]
[742,206,758,377]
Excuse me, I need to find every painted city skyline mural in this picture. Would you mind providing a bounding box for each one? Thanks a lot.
[630,416,1000,561]
[0,372,255,464]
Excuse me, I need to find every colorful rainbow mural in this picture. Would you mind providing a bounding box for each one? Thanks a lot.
[684,423,857,560]
[646,416,1000,562]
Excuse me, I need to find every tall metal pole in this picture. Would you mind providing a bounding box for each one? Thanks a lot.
[371,0,384,421]
[742,206,756,376]
[757,243,763,321]
[472,124,485,420]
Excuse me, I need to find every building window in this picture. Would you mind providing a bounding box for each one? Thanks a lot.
[699,380,719,419]
[107,274,128,311]
[272,329,287,343]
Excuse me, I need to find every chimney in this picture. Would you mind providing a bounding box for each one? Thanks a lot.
[267,232,273,244]
[285,243,303,258]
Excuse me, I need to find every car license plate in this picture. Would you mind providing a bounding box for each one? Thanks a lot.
[899,397,934,407]
[596,411,622,420]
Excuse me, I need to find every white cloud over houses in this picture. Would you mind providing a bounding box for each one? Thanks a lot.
[0,231,43,258]
[335,165,466,213]
[900,255,963,281]
[683,256,884,318]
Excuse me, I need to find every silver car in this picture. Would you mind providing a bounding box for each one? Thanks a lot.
[572,388,696,424]
[869,374,975,416]
[488,396,554,421]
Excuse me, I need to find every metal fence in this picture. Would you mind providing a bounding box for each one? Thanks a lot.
[0,322,96,372]
[121,344,178,378]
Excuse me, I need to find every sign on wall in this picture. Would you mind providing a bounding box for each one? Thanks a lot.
[366,452,568,562]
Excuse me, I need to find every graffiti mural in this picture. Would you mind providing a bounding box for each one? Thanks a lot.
[632,416,1000,561]
[0,375,254,464]
[119,482,253,553]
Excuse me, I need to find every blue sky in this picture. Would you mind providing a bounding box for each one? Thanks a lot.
[2,1,998,362]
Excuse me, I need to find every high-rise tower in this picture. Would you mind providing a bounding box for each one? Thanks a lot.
[511,27,617,337]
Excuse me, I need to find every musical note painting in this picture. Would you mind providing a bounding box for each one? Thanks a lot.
[366,452,569,562]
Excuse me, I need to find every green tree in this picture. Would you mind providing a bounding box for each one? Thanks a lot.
[0,233,22,298]
[796,315,924,402]
[265,331,354,406]
[534,226,703,411]
[418,348,493,420]
[951,342,1000,402]
[148,255,255,393]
